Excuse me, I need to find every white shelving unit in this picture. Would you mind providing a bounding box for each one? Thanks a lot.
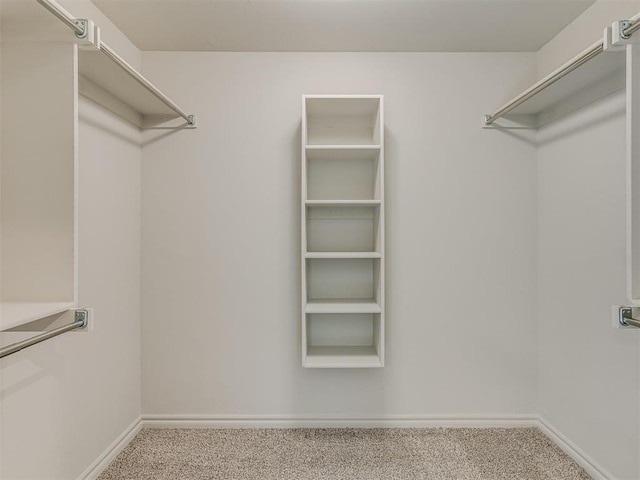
[301,95,385,368]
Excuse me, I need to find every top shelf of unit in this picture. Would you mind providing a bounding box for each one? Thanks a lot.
[487,49,625,127]
[304,95,383,146]
[305,96,382,116]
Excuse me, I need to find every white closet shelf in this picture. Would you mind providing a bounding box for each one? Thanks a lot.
[28,0,195,127]
[502,51,623,125]
[305,252,382,259]
[484,15,640,127]
[306,200,381,206]
[304,346,382,368]
[79,49,181,119]
[485,32,631,128]
[305,299,381,314]
[0,302,75,332]
[306,145,381,150]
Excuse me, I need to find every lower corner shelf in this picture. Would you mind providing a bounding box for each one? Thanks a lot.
[304,345,383,368]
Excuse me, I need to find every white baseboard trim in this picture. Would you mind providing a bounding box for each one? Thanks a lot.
[537,416,614,480]
[141,413,539,429]
[77,416,142,480]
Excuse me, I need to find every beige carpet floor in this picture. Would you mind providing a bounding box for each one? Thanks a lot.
[97,427,592,480]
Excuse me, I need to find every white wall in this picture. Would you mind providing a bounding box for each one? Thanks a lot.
[0,2,143,478]
[537,89,639,480]
[140,52,538,418]
[534,2,640,479]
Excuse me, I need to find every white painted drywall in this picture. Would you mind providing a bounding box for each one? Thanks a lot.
[535,2,640,478]
[140,52,538,417]
[537,90,639,479]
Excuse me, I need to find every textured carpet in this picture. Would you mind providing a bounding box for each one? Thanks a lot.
[97,427,592,480]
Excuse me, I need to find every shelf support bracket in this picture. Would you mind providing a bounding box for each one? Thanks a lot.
[73,19,100,50]
[619,307,640,328]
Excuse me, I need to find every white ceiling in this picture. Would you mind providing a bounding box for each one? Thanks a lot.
[89,0,596,52]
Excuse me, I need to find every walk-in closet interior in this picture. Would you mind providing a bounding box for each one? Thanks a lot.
[1,0,640,479]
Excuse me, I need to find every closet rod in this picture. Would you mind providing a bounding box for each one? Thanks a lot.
[0,310,87,360]
[34,0,196,127]
[626,17,640,36]
[483,15,640,126]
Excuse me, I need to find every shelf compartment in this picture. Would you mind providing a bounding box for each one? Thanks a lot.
[306,200,381,206]
[305,299,381,314]
[305,346,382,368]
[306,258,381,301]
[306,147,381,200]
[304,313,383,368]
[306,204,380,253]
[306,145,381,150]
[305,96,382,145]
[305,252,382,259]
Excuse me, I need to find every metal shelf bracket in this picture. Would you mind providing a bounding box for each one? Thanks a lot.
[619,307,640,328]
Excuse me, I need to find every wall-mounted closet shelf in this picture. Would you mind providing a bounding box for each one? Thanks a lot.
[37,0,196,128]
[78,48,192,126]
[0,303,76,332]
[306,145,381,150]
[305,346,382,368]
[484,14,639,129]
[306,200,381,206]
[305,300,382,314]
[305,252,382,259]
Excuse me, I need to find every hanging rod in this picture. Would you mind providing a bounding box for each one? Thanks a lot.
[34,0,196,127]
[484,15,640,126]
[0,310,88,360]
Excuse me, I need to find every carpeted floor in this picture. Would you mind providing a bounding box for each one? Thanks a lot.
[97,427,592,480]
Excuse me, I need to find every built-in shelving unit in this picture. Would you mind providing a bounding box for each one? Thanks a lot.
[302,95,385,368]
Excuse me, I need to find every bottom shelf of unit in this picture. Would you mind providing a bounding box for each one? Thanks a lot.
[304,345,383,368]
[0,302,75,332]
